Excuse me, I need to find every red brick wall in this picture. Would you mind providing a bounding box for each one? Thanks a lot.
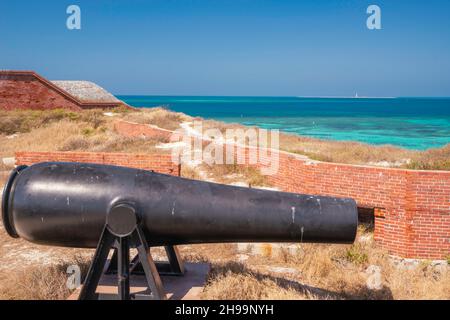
[257,151,450,259]
[0,73,82,111]
[15,151,180,176]
[114,120,450,259]
[0,71,125,110]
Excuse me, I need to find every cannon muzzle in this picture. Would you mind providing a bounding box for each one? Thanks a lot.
[2,162,358,248]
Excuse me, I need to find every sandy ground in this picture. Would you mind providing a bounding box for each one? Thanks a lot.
[0,223,93,271]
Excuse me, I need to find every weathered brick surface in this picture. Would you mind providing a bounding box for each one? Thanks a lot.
[114,120,450,259]
[0,71,124,110]
[15,151,180,176]
[0,77,81,111]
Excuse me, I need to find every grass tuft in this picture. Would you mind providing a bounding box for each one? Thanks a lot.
[122,107,189,130]
[0,255,90,300]
[201,164,268,186]
[345,244,369,266]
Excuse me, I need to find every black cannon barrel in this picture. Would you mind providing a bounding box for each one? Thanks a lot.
[2,162,357,248]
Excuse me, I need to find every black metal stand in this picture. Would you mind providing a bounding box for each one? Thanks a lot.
[78,204,184,300]
[107,245,184,277]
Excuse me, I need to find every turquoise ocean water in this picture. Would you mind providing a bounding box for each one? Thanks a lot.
[117,96,450,150]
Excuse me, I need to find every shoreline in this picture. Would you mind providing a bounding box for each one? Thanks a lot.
[130,107,450,152]
[1,107,449,171]
[117,95,450,151]
[201,117,449,152]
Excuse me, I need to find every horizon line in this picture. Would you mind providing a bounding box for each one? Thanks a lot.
[114,94,450,99]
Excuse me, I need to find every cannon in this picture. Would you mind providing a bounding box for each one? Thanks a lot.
[2,162,357,300]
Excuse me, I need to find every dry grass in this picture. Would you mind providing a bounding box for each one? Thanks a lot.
[200,163,268,187]
[405,144,450,170]
[180,159,270,187]
[122,107,190,130]
[202,263,316,300]
[58,133,170,154]
[2,107,449,170]
[180,165,205,181]
[0,214,447,300]
[0,211,93,300]
[0,109,113,162]
[278,133,415,166]
[1,120,86,156]
[0,111,171,162]
[202,119,248,132]
[0,255,90,300]
[198,227,449,300]
[0,109,106,135]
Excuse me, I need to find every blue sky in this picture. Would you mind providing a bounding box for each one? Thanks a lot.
[1,0,450,96]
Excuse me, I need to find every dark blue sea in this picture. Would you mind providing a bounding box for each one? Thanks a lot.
[117,96,450,150]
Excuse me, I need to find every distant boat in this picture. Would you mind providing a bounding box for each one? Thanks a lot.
[355,92,359,98]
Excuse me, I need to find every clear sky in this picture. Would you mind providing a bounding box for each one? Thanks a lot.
[1,0,450,96]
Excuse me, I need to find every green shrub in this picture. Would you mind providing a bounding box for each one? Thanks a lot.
[345,244,368,265]
[0,116,24,135]
[81,127,95,136]
[0,109,107,135]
